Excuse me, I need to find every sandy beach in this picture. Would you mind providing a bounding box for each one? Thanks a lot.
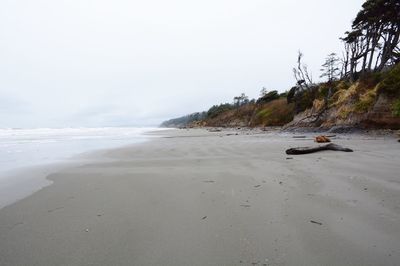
[0,128,399,266]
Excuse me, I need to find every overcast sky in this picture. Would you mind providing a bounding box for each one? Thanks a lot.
[0,0,365,128]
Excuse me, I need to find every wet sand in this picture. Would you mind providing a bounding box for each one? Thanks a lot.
[0,128,399,265]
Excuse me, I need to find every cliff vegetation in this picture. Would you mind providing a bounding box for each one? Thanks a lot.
[161,0,400,130]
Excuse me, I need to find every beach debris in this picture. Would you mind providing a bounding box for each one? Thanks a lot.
[286,157,293,160]
[85,228,89,232]
[315,135,331,143]
[47,206,64,213]
[254,185,261,188]
[293,135,306,138]
[203,180,215,183]
[279,181,283,185]
[286,143,353,155]
[208,128,222,132]
[8,222,24,230]
[240,204,251,208]
[310,220,323,225]
[202,216,207,220]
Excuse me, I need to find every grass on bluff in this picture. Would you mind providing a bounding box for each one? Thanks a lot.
[378,63,400,96]
[392,99,400,117]
[251,98,294,126]
[204,98,294,127]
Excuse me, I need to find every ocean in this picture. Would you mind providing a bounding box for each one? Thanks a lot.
[0,127,163,208]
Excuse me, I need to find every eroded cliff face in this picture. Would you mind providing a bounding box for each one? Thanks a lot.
[286,92,400,130]
[363,94,400,128]
[288,63,400,130]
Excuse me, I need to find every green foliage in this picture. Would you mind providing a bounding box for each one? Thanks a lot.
[287,87,296,104]
[378,64,400,95]
[359,71,383,88]
[233,93,249,107]
[317,80,341,101]
[354,93,376,112]
[295,86,319,113]
[287,82,319,114]
[320,53,341,82]
[279,91,288,98]
[251,99,294,126]
[392,99,400,117]
[161,112,207,127]
[336,80,351,91]
[259,87,268,97]
[354,102,370,113]
[256,90,279,104]
[256,109,272,119]
[206,103,234,119]
[342,0,400,76]
[318,83,329,99]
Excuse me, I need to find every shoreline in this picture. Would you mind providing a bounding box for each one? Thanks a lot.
[172,125,399,137]
[0,128,399,265]
[0,128,167,210]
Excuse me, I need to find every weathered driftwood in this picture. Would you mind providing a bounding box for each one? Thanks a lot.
[208,128,222,132]
[286,143,353,155]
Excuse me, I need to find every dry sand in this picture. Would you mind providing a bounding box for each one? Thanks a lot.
[0,128,399,266]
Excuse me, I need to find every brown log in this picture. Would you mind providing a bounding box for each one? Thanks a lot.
[286,143,353,155]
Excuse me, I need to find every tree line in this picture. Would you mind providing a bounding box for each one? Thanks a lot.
[341,0,399,80]
[289,0,399,114]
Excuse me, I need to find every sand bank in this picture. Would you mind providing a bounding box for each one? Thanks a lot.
[0,128,399,265]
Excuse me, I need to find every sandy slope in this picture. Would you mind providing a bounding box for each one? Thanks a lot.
[0,129,399,266]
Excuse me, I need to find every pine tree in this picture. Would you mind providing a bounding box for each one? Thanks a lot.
[320,53,341,83]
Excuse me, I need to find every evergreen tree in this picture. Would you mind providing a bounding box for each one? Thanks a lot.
[320,53,341,83]
[341,0,400,79]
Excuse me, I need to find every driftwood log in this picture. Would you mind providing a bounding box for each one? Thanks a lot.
[286,143,353,155]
